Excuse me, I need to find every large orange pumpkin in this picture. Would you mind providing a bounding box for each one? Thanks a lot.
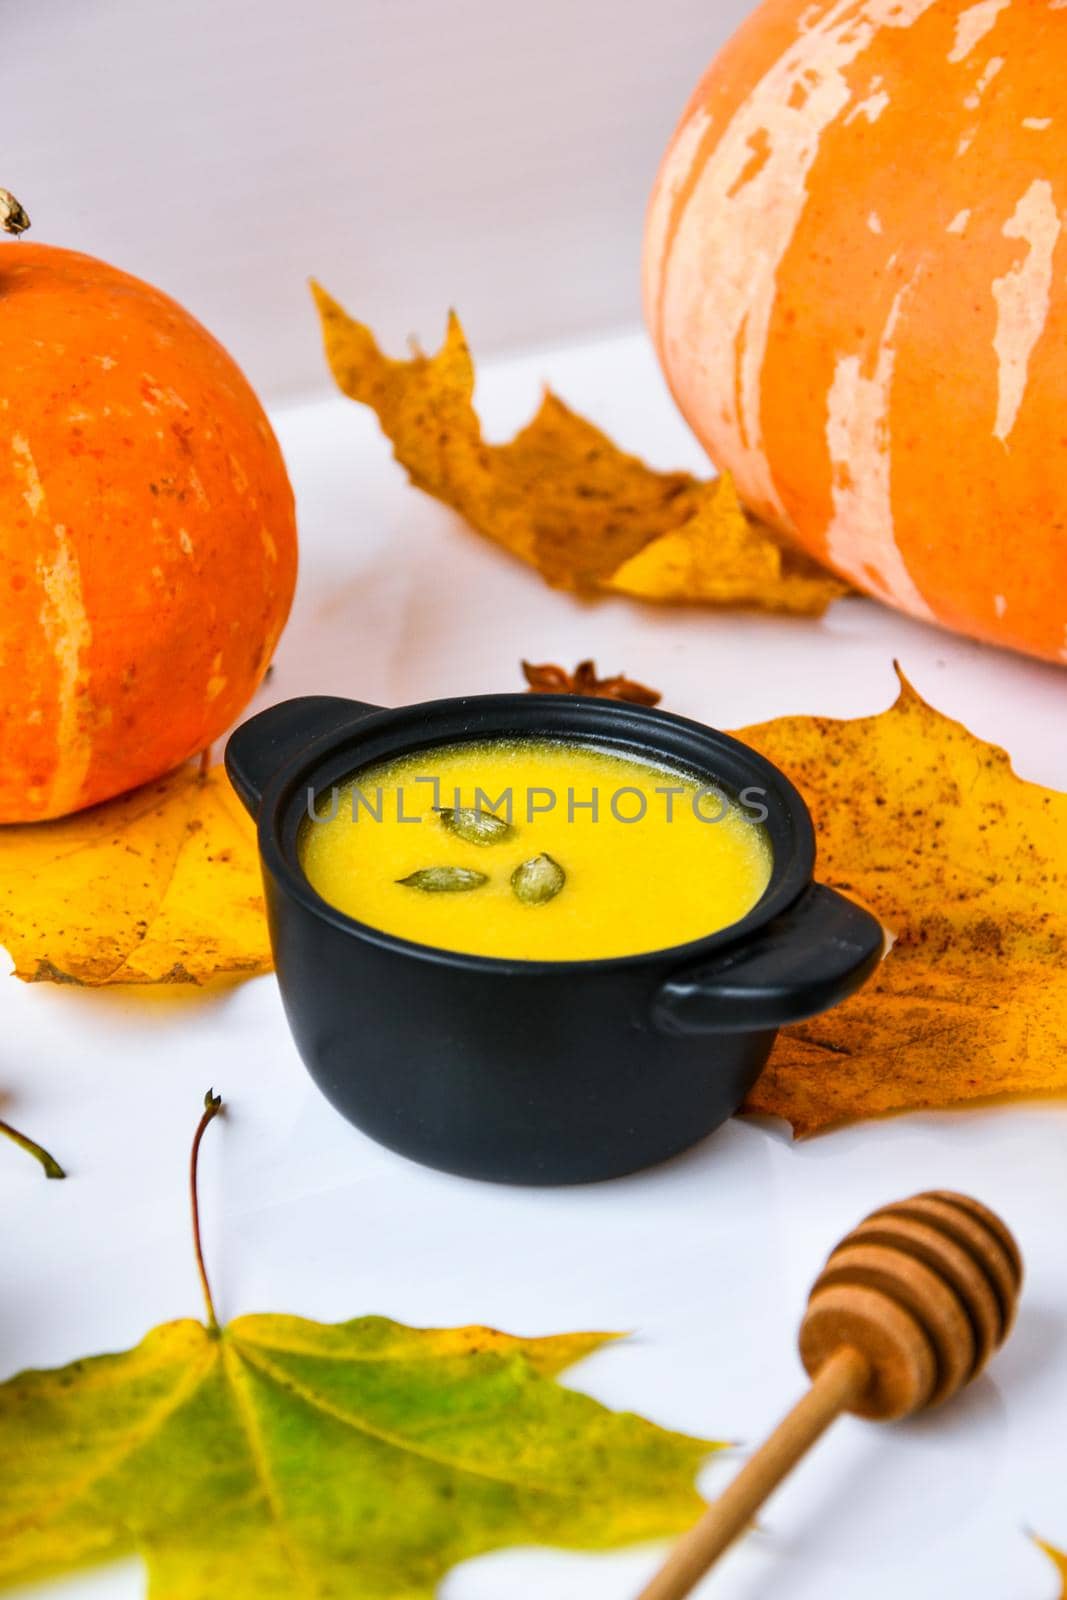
[0,243,297,821]
[644,0,1067,665]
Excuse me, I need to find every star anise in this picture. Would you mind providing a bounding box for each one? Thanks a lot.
[521,659,661,707]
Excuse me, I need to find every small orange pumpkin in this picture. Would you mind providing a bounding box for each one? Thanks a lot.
[0,235,297,821]
[644,0,1067,665]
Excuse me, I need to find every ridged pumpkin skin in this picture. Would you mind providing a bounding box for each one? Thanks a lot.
[0,245,297,821]
[644,0,1067,664]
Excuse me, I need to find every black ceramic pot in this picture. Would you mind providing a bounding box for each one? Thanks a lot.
[226,693,883,1185]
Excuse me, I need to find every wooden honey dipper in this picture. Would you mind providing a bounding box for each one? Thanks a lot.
[638,1190,1022,1599]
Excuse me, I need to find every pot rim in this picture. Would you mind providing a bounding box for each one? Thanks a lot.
[254,692,817,976]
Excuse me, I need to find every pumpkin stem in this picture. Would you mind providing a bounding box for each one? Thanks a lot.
[0,190,30,237]
[190,1088,223,1330]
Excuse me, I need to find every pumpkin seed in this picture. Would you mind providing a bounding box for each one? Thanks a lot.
[511,853,566,906]
[0,189,31,237]
[397,866,489,893]
[435,805,514,845]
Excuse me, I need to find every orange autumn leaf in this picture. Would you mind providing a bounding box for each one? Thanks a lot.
[312,288,847,615]
[738,668,1067,1135]
[0,766,270,986]
[1036,1539,1067,1595]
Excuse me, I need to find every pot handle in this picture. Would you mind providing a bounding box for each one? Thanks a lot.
[652,883,884,1035]
[225,695,384,819]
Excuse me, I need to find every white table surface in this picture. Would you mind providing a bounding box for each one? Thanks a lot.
[5,326,1067,1600]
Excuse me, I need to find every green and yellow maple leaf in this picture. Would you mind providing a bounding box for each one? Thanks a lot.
[0,1315,712,1597]
[0,1093,715,1597]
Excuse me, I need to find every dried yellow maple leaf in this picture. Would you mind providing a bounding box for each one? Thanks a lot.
[739,668,1067,1134]
[0,765,270,986]
[312,288,846,614]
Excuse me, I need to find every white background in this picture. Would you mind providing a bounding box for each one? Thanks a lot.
[6,0,754,401]
[4,2,1067,1597]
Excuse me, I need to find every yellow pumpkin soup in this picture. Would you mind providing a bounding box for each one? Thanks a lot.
[299,739,772,960]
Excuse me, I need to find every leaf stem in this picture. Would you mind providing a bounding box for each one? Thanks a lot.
[190,1089,223,1330]
[0,1116,65,1179]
